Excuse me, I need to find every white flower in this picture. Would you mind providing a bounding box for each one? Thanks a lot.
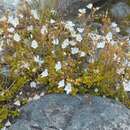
[64,83,72,94]
[75,34,83,42]
[65,21,75,28]
[64,21,75,33]
[14,100,21,106]
[30,81,37,88]
[97,41,105,48]
[106,32,113,42]
[8,27,15,33]
[13,33,21,42]
[50,19,56,24]
[86,3,93,9]
[77,28,84,33]
[80,51,86,57]
[69,40,77,46]
[40,92,45,97]
[8,16,19,27]
[34,55,44,65]
[31,10,39,20]
[18,14,24,19]
[58,80,65,88]
[27,25,33,31]
[55,61,62,71]
[71,47,79,55]
[96,7,100,10]
[31,40,38,49]
[78,8,86,14]
[33,95,40,100]
[94,88,99,93]
[41,25,48,35]
[5,120,11,127]
[41,69,48,77]
[111,22,117,28]
[52,38,59,45]
[115,27,120,33]
[62,39,70,49]
[123,80,130,91]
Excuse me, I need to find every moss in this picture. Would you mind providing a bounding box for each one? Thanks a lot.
[0,77,28,102]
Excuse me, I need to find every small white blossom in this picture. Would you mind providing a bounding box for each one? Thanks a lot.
[106,32,113,42]
[86,3,93,9]
[80,51,86,57]
[31,40,38,49]
[94,88,99,93]
[115,27,120,33]
[64,21,75,34]
[58,79,65,88]
[123,80,130,91]
[64,83,72,94]
[14,100,21,106]
[27,25,33,31]
[13,33,21,42]
[41,69,48,77]
[8,16,19,27]
[69,40,77,46]
[31,10,39,20]
[77,28,84,33]
[8,27,15,33]
[75,34,83,42]
[33,95,40,100]
[30,81,37,88]
[71,47,79,55]
[96,7,100,10]
[97,41,105,48]
[18,14,24,18]
[40,92,45,97]
[34,55,44,65]
[5,120,11,127]
[78,8,86,15]
[62,39,70,49]
[52,38,59,45]
[111,22,117,28]
[50,19,56,24]
[55,61,62,71]
[65,21,75,28]
[41,25,48,35]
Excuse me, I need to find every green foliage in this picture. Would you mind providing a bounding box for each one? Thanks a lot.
[0,4,130,127]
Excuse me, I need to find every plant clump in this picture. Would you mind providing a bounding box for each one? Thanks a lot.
[0,2,130,128]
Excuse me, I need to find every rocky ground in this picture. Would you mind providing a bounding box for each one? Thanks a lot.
[7,94,130,130]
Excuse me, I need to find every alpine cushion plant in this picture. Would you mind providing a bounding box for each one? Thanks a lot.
[0,2,130,128]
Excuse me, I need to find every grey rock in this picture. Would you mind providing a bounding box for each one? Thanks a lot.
[7,94,130,130]
[111,2,130,19]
